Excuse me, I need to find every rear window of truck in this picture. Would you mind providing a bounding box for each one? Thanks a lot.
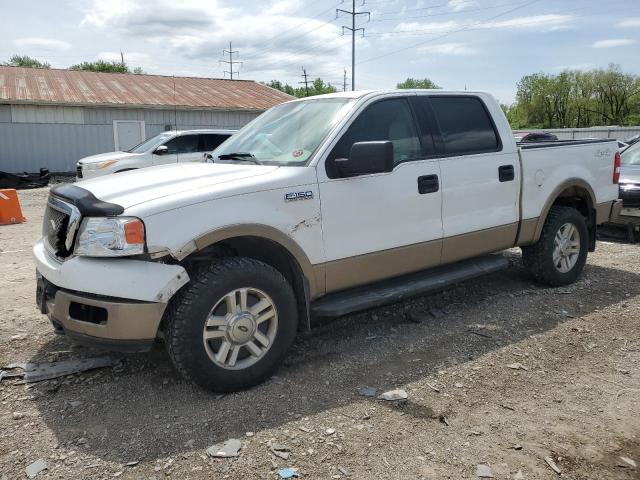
[430,96,500,156]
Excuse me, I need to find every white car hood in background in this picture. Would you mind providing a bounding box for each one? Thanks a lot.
[77,162,279,210]
[79,151,140,164]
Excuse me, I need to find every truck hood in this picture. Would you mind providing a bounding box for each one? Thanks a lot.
[620,164,640,185]
[76,162,279,210]
[78,151,140,165]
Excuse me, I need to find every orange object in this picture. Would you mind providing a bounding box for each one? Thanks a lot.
[0,189,26,225]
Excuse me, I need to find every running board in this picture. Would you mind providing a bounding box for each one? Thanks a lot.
[311,254,509,318]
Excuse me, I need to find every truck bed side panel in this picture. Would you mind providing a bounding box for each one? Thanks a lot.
[519,140,619,223]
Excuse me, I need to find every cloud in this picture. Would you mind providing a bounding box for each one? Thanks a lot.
[418,42,476,55]
[12,37,71,51]
[81,0,349,81]
[448,0,477,11]
[617,17,640,28]
[592,39,636,49]
[393,14,575,35]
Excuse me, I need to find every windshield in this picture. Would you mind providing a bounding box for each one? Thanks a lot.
[128,132,174,153]
[212,98,355,166]
[621,142,640,166]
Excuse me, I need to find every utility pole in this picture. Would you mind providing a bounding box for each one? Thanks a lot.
[337,0,370,91]
[221,42,242,79]
[343,68,348,92]
[299,67,310,96]
[120,51,124,67]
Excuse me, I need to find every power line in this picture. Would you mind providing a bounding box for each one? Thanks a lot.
[220,41,242,79]
[357,0,541,65]
[364,4,592,37]
[241,3,343,61]
[369,1,520,22]
[337,0,370,90]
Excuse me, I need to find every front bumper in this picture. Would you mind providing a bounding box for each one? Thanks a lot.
[33,239,189,350]
[39,277,164,351]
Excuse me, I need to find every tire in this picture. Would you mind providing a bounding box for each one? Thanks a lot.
[522,206,589,287]
[165,257,298,392]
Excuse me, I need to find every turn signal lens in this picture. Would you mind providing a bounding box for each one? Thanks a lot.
[124,219,145,244]
[99,160,118,169]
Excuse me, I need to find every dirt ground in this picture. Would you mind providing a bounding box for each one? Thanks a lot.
[0,187,638,480]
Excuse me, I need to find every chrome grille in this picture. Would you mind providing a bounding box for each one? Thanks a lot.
[42,196,81,258]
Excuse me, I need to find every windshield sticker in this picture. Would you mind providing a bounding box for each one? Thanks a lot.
[292,149,304,158]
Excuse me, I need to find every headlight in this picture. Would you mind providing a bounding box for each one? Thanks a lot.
[75,217,145,257]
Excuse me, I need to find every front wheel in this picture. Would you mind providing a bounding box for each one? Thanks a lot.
[522,206,589,286]
[165,257,298,392]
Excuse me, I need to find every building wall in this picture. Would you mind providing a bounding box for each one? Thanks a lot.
[524,127,640,141]
[0,105,260,173]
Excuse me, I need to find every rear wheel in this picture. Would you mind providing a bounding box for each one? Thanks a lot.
[522,206,589,286]
[165,257,298,392]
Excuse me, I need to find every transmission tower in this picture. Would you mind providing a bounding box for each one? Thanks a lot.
[337,0,370,90]
[221,42,242,79]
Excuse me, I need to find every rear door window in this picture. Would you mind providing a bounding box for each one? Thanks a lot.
[429,96,500,156]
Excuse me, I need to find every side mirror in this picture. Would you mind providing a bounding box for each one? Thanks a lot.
[334,141,394,177]
[154,145,169,155]
[204,153,213,162]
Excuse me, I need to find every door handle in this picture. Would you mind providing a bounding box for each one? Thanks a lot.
[418,174,439,194]
[499,165,515,182]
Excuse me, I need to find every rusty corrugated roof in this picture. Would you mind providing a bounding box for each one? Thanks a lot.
[0,66,293,111]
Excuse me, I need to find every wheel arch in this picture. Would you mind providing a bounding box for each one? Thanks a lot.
[531,178,596,248]
[183,224,322,330]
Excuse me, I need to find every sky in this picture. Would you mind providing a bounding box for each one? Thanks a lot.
[1,0,639,104]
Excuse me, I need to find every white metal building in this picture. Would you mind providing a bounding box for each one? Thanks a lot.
[0,66,292,172]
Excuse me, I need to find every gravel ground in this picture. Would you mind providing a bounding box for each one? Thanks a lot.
[0,188,638,480]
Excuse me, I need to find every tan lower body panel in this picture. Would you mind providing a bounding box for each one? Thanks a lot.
[322,239,442,294]
[441,223,518,264]
[595,200,616,225]
[50,290,166,340]
[319,223,518,295]
[516,217,539,246]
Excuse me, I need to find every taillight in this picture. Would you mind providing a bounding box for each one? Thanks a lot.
[613,151,621,184]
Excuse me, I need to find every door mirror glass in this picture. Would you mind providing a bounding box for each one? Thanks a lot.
[154,145,169,155]
[335,141,394,177]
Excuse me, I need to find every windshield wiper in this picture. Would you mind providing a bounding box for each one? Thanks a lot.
[217,152,263,165]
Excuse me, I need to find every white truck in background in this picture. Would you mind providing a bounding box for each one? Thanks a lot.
[76,129,236,179]
[35,90,621,392]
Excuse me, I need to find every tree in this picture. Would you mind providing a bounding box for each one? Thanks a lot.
[69,60,130,73]
[511,65,640,128]
[397,78,441,89]
[266,78,337,98]
[4,54,50,69]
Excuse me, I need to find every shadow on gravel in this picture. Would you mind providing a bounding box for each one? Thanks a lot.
[28,258,640,462]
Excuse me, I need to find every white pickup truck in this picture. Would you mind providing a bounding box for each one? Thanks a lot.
[76,129,236,180]
[34,90,622,392]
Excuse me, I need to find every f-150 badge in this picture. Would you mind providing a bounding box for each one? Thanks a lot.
[285,191,314,202]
